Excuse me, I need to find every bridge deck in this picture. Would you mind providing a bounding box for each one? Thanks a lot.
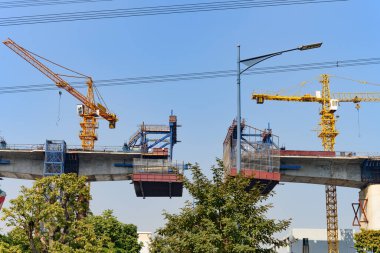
[0,149,375,189]
[280,155,368,188]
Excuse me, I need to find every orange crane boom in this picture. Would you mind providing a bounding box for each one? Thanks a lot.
[4,38,118,150]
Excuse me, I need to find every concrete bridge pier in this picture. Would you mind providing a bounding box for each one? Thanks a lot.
[359,184,380,230]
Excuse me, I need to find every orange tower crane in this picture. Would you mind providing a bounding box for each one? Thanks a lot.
[252,74,380,253]
[3,38,118,150]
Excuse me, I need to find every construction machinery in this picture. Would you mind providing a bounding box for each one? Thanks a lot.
[3,38,117,151]
[252,74,380,253]
[123,112,178,161]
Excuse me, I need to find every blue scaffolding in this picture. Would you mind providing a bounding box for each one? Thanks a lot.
[44,140,66,176]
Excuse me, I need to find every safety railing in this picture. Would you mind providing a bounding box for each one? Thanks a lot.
[132,158,186,175]
[279,151,380,158]
[0,144,45,150]
[140,124,170,132]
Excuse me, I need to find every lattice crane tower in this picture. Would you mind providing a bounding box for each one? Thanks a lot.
[252,74,380,253]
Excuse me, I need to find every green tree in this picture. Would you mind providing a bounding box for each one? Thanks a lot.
[88,209,142,253]
[0,227,31,252]
[354,229,380,253]
[1,174,141,253]
[2,173,94,252]
[0,231,25,253]
[150,160,290,253]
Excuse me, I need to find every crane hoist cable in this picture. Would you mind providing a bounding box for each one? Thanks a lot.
[56,91,62,126]
[356,103,361,138]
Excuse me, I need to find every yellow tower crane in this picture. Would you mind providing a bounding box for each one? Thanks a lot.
[3,38,118,150]
[252,74,380,253]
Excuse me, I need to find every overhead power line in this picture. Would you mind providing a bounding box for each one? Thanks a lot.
[0,0,348,26]
[0,57,378,95]
[0,0,111,9]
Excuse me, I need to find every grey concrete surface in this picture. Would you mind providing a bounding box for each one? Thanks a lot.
[280,156,368,188]
[0,150,371,189]
[0,149,141,181]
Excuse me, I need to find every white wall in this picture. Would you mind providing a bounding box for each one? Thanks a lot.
[138,232,152,253]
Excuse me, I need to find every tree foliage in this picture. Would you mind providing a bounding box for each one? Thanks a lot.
[354,229,380,253]
[150,160,290,253]
[2,173,92,253]
[88,209,142,252]
[1,174,141,253]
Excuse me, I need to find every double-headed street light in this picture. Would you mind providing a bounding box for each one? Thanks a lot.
[236,42,322,172]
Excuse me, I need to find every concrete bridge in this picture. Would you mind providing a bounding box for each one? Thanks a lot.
[0,148,373,188]
[0,146,184,198]
[0,147,379,229]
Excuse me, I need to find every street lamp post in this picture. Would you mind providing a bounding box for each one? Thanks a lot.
[236,42,322,173]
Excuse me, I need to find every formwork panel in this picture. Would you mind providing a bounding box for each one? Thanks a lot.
[132,158,184,197]
[133,173,183,182]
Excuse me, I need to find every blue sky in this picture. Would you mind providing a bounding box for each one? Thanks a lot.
[0,0,379,240]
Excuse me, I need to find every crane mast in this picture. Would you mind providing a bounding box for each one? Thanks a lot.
[252,74,380,253]
[3,38,118,150]
[319,74,339,253]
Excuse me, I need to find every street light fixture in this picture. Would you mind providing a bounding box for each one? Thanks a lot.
[236,42,322,173]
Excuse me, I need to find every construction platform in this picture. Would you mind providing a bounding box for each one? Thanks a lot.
[223,120,380,191]
[223,120,281,194]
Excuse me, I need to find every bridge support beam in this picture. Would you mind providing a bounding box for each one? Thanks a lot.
[359,184,380,230]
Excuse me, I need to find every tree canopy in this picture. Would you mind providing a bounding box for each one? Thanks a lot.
[1,173,141,253]
[150,160,290,253]
[354,229,380,253]
[88,209,142,252]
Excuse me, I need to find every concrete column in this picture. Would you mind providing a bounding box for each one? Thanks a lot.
[359,184,380,230]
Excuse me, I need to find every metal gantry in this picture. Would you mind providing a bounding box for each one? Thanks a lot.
[124,113,178,161]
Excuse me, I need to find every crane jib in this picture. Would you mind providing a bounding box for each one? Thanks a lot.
[3,38,118,150]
